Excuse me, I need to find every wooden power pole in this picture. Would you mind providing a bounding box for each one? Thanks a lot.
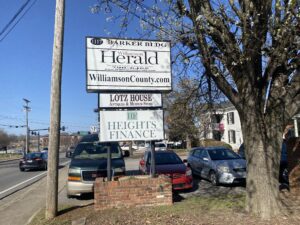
[46,0,65,219]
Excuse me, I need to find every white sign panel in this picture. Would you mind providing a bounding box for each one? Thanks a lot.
[99,110,164,142]
[99,93,162,108]
[86,37,171,92]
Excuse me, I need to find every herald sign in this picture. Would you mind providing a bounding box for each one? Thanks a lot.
[99,93,162,108]
[86,37,171,92]
[99,110,164,142]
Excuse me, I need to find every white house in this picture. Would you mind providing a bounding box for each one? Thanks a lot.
[199,102,243,150]
[200,103,300,150]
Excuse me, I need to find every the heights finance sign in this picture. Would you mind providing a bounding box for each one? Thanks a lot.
[99,110,164,142]
[86,37,171,92]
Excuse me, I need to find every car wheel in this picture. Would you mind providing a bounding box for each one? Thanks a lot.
[20,167,25,172]
[190,168,199,178]
[209,171,218,186]
[44,163,47,170]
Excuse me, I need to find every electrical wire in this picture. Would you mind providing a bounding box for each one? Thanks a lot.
[0,0,39,42]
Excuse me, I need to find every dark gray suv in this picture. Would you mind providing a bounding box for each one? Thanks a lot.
[187,147,246,185]
[67,134,128,197]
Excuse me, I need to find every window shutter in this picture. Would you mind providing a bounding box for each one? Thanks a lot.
[233,131,236,143]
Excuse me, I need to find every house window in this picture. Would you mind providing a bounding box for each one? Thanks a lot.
[228,130,236,143]
[227,112,235,124]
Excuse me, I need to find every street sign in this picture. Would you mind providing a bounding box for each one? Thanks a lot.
[86,37,171,92]
[99,109,164,142]
[90,126,98,133]
[99,93,162,108]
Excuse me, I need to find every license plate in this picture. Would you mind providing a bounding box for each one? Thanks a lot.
[27,160,32,163]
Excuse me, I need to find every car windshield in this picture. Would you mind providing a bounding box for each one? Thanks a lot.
[155,143,165,148]
[208,148,240,160]
[26,153,42,159]
[73,142,122,159]
[149,152,183,165]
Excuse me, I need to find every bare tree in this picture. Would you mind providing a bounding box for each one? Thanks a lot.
[0,129,10,151]
[92,0,300,218]
[165,77,222,147]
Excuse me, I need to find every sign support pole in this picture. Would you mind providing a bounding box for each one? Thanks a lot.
[150,141,156,178]
[107,146,112,181]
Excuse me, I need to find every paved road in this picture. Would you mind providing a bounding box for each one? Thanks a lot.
[0,152,69,199]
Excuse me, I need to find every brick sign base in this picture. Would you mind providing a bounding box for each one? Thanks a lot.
[94,175,173,210]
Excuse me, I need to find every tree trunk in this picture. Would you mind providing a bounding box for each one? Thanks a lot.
[186,134,192,149]
[240,108,284,219]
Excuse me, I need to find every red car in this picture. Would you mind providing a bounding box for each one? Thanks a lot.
[139,150,193,190]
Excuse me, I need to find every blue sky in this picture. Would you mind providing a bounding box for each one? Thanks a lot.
[0,0,142,135]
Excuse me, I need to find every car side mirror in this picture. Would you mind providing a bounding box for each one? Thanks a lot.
[123,150,130,157]
[183,159,188,163]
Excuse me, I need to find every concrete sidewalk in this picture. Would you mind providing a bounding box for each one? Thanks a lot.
[0,165,69,225]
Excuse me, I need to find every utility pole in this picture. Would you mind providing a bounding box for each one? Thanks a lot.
[23,98,31,154]
[37,132,40,152]
[45,0,65,219]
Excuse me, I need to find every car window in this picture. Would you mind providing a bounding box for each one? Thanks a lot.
[201,150,209,159]
[42,153,48,159]
[73,142,122,159]
[148,152,183,165]
[208,148,240,160]
[155,143,166,147]
[193,149,202,158]
[26,153,42,159]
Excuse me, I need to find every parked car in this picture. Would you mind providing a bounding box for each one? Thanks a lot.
[238,143,289,184]
[139,150,193,190]
[155,142,167,151]
[188,147,246,185]
[19,152,48,171]
[65,146,75,158]
[41,147,48,152]
[67,134,128,197]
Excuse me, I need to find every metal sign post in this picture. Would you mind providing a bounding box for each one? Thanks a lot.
[150,141,156,178]
[107,146,112,181]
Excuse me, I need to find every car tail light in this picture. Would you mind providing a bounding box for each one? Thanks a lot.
[35,158,42,161]
[186,168,192,176]
[140,159,145,166]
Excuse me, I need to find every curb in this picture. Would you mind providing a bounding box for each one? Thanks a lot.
[0,158,21,163]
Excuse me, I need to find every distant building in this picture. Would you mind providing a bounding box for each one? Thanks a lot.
[40,132,82,149]
[199,103,300,150]
[292,113,300,137]
[199,102,243,150]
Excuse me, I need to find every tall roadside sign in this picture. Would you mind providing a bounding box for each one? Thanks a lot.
[86,37,171,179]
[86,37,171,92]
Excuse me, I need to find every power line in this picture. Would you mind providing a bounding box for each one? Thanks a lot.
[0,0,39,42]
[0,0,31,36]
[0,123,26,128]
